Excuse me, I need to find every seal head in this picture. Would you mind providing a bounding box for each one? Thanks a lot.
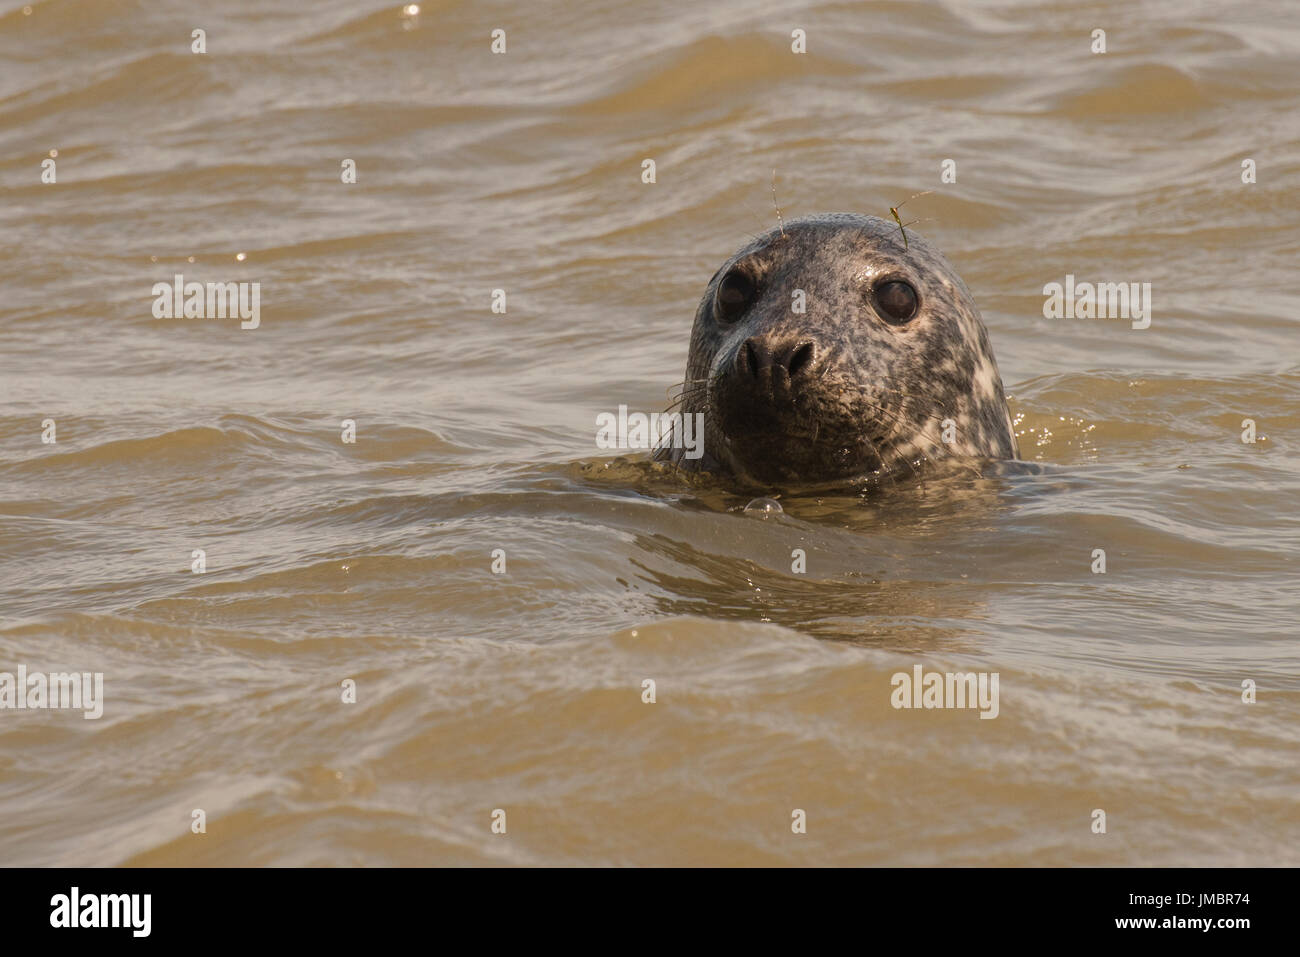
[661,213,1018,487]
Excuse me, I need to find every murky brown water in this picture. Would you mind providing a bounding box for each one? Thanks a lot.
[2,0,1298,866]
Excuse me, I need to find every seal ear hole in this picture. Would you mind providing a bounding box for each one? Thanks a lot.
[873,279,919,325]
[715,268,757,323]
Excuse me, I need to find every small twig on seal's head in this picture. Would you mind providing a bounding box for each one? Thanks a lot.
[888,190,933,250]
[771,169,785,238]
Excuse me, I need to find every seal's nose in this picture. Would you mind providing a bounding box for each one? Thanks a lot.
[735,337,816,381]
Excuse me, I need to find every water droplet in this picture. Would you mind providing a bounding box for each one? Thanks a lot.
[235,252,246,262]
[187,256,195,263]
[744,497,782,516]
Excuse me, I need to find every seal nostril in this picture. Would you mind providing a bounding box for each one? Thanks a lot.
[741,339,761,378]
[788,342,814,377]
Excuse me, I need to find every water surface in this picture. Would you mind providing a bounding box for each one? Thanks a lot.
[1,0,1298,865]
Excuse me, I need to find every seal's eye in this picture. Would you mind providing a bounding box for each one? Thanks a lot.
[715,269,756,322]
[874,279,919,324]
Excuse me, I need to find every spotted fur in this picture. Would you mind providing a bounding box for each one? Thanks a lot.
[658,213,1018,487]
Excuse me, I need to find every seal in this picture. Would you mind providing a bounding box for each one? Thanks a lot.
[657,213,1018,487]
